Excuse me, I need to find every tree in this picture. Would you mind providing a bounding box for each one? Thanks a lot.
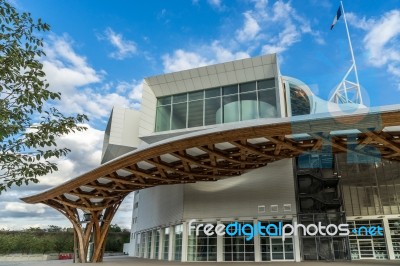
[0,0,88,192]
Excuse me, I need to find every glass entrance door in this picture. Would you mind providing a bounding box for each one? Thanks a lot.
[358,240,374,259]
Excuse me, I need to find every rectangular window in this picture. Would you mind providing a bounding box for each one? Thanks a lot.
[240,92,258,121]
[205,87,220,98]
[223,94,239,123]
[188,223,217,261]
[257,79,275,90]
[189,90,204,101]
[204,97,221,125]
[163,228,170,260]
[223,221,254,261]
[240,81,256,93]
[174,225,183,261]
[157,96,171,106]
[171,102,187,130]
[173,93,187,103]
[155,105,171,131]
[223,84,238,95]
[188,100,204,128]
[258,88,277,118]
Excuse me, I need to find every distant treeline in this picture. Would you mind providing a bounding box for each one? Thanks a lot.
[0,225,129,254]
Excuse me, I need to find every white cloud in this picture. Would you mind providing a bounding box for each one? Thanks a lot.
[101,28,137,60]
[208,0,222,9]
[258,0,316,54]
[43,35,142,120]
[43,35,102,93]
[162,49,214,73]
[5,202,46,214]
[236,11,261,42]
[349,9,400,85]
[162,0,318,72]
[363,10,400,68]
[346,12,376,31]
[162,42,250,73]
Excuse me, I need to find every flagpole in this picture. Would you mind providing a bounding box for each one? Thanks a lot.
[340,1,362,104]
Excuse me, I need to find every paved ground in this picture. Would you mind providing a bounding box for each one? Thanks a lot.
[1,256,400,266]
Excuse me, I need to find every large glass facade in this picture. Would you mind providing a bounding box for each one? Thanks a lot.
[155,79,278,132]
[188,223,217,261]
[338,155,400,216]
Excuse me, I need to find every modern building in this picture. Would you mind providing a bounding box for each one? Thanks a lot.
[105,54,400,262]
[22,53,400,263]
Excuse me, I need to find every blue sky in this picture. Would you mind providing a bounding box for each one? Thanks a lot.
[1,0,400,229]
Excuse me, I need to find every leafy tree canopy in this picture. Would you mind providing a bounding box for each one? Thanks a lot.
[0,0,88,193]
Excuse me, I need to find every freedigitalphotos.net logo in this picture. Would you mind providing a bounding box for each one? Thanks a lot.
[188,219,383,241]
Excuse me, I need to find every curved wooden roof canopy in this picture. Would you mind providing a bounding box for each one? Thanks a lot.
[22,106,400,209]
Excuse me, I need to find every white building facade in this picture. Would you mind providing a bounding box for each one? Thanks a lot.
[102,54,400,262]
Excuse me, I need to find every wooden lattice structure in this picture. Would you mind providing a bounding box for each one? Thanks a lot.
[21,107,400,263]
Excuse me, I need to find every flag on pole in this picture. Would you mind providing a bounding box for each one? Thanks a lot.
[330,6,342,30]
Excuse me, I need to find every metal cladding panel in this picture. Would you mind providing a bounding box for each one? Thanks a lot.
[135,184,184,231]
[183,159,297,219]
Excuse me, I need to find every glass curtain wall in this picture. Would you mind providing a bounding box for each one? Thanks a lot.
[155,78,278,132]
[187,223,217,261]
[338,154,400,216]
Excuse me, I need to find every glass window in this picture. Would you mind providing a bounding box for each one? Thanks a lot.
[155,78,280,132]
[174,225,183,261]
[163,228,170,260]
[157,96,171,106]
[290,85,310,116]
[188,223,217,261]
[240,81,256,93]
[205,97,221,125]
[223,94,239,123]
[173,93,187,103]
[223,221,254,261]
[258,79,275,90]
[258,89,277,118]
[205,87,220,98]
[189,90,204,101]
[171,102,187,130]
[146,231,152,258]
[155,105,171,132]
[188,100,204,128]
[240,92,258,121]
[154,230,160,259]
[223,84,238,95]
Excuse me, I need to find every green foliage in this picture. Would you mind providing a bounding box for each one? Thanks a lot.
[0,0,88,192]
[0,225,129,254]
